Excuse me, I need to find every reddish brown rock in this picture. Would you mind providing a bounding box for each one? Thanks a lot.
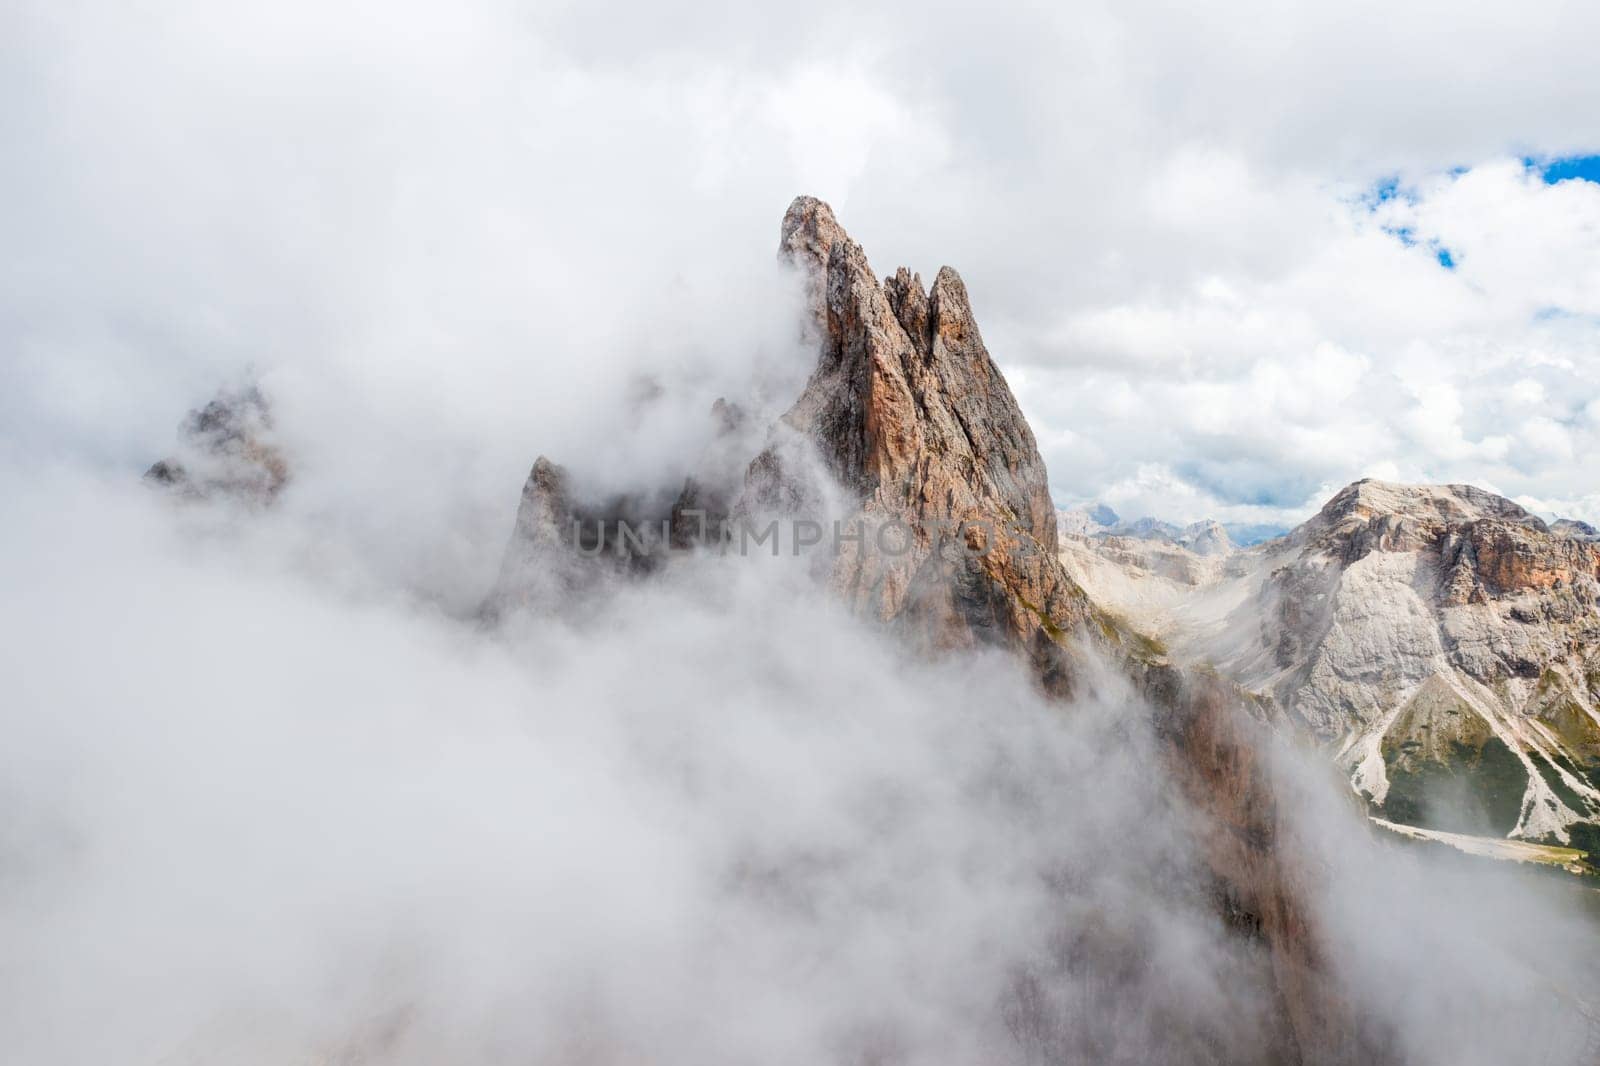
[1299,479,1600,605]
[1148,665,1363,1062]
[745,195,1356,1060]
[741,197,1088,677]
[1462,521,1600,598]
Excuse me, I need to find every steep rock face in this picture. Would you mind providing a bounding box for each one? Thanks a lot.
[741,197,1353,1060]
[1084,479,1600,848]
[739,197,1086,673]
[1143,666,1347,1063]
[144,384,289,505]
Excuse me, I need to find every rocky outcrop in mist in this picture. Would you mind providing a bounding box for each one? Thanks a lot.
[736,197,1093,687]
[488,395,754,616]
[144,383,288,505]
[488,195,1366,1063]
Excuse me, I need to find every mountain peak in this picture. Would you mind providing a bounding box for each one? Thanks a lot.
[749,197,1071,653]
[779,195,849,277]
[1553,517,1600,541]
[1089,503,1120,526]
[143,382,288,505]
[1314,479,1540,529]
[1177,519,1233,557]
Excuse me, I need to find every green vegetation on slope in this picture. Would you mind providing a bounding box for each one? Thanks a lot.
[1383,737,1527,836]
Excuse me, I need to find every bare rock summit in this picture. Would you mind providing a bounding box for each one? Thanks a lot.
[144,383,288,505]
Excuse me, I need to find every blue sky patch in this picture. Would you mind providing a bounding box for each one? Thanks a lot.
[1379,225,1453,268]
[1528,154,1600,185]
[1368,176,1403,204]
[1361,175,1417,210]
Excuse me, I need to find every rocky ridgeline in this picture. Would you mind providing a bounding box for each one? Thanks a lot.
[1058,504,1245,556]
[488,196,1364,1061]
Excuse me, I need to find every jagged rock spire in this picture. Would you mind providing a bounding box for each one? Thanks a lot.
[780,196,849,283]
[747,195,1073,657]
[748,196,1357,1059]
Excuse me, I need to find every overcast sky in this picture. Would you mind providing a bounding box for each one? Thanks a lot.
[6,0,1600,530]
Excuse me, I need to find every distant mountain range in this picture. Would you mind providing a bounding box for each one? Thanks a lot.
[1057,504,1287,549]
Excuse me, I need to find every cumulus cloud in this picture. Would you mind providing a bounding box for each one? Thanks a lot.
[7,0,1600,529]
[1030,160,1600,525]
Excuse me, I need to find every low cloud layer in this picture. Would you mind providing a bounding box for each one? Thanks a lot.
[5,463,1598,1065]
[2,469,1281,1064]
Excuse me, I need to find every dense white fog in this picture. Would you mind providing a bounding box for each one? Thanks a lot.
[2,417,1597,1065]
[2,467,1275,1064]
